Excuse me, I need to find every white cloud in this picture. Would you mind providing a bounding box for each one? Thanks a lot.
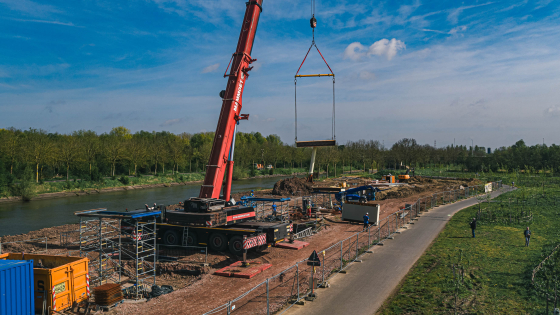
[201,63,219,73]
[160,118,183,127]
[447,2,494,24]
[497,0,528,12]
[344,39,406,61]
[0,0,61,17]
[535,0,554,10]
[343,42,366,61]
[449,25,467,35]
[11,18,76,27]
[150,0,241,24]
[544,106,560,117]
[369,39,406,60]
[359,71,375,80]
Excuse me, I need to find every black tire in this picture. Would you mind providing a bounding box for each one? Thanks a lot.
[209,233,228,251]
[163,230,179,245]
[228,236,244,256]
[184,231,198,246]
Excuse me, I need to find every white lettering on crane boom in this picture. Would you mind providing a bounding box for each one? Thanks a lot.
[234,78,243,112]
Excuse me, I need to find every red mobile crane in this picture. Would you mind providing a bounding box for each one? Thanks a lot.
[199,0,263,201]
[145,0,292,256]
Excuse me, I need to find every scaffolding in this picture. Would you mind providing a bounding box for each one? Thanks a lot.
[238,197,291,221]
[75,208,160,299]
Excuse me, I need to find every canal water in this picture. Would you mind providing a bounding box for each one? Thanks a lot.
[0,176,290,237]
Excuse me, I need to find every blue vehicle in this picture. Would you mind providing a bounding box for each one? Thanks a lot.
[335,185,387,203]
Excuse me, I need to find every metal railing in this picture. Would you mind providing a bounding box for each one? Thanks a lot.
[202,180,503,315]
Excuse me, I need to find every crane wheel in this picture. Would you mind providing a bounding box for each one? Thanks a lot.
[184,231,198,246]
[228,236,244,256]
[163,230,180,245]
[209,233,228,251]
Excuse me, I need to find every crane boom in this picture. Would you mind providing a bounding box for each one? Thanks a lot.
[199,0,263,199]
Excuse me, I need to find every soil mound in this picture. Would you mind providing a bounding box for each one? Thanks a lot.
[272,177,313,196]
[404,177,435,184]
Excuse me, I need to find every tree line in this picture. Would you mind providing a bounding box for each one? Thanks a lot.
[1,127,560,187]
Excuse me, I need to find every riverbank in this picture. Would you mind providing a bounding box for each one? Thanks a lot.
[0,172,307,204]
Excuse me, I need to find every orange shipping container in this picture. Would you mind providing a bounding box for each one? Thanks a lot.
[0,253,89,315]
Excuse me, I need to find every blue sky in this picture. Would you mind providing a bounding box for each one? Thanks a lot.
[1,0,559,149]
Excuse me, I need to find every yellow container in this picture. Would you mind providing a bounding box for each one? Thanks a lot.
[0,253,89,314]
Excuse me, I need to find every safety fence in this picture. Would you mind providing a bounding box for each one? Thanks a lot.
[59,229,80,247]
[202,180,503,315]
[531,243,560,311]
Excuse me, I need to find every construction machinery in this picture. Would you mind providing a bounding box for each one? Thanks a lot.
[150,0,292,256]
[398,168,411,181]
[335,185,388,203]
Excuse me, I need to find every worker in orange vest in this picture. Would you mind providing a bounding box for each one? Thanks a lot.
[307,203,312,217]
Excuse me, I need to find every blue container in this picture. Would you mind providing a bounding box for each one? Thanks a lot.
[0,260,34,315]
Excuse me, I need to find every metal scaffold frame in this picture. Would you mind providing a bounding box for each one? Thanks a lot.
[75,208,160,299]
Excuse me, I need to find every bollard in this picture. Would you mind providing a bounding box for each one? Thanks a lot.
[356,233,359,260]
[297,263,299,299]
[322,251,325,283]
[340,241,343,271]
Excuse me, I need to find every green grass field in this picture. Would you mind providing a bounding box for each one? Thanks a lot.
[379,180,560,314]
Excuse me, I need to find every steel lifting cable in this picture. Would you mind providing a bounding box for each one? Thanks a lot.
[294,0,335,143]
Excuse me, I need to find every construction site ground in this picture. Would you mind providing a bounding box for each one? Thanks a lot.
[0,176,481,314]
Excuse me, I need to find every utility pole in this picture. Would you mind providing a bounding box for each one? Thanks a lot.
[471,139,474,157]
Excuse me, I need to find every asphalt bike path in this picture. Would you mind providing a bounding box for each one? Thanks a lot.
[284,187,511,315]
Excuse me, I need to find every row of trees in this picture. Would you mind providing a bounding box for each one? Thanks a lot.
[1,127,560,185]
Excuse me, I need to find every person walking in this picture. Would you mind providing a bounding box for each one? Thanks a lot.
[469,218,477,238]
[363,213,369,231]
[272,203,277,217]
[524,227,531,247]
